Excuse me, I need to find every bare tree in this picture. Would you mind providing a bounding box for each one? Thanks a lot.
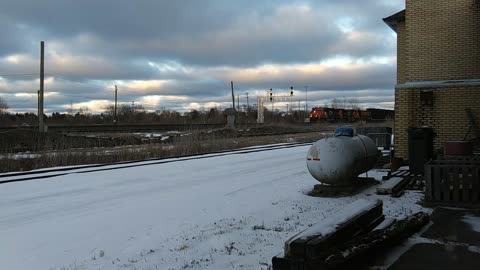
[79,106,90,115]
[103,105,115,116]
[0,97,8,114]
[347,98,362,110]
[331,98,340,109]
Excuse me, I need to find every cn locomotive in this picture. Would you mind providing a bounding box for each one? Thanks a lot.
[309,107,394,122]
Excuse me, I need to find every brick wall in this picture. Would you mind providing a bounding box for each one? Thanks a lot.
[404,0,480,82]
[394,84,480,160]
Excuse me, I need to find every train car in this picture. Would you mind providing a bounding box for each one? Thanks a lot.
[309,107,393,123]
[310,107,362,122]
[366,108,394,121]
[309,107,328,122]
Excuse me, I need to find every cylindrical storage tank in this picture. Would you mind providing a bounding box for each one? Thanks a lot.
[306,135,379,186]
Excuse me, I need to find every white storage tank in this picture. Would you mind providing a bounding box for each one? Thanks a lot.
[306,127,379,186]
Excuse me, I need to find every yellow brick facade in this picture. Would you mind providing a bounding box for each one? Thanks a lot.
[394,85,480,159]
[387,0,480,160]
[405,0,480,82]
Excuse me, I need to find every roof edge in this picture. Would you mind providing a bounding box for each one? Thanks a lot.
[383,10,405,33]
[396,79,480,89]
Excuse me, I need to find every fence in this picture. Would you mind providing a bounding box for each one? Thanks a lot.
[425,156,480,204]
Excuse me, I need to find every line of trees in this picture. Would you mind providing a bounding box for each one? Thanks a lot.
[326,97,362,110]
[0,96,352,126]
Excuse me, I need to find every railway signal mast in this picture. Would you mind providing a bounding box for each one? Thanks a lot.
[256,87,294,124]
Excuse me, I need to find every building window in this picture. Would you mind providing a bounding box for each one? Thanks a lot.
[420,90,434,106]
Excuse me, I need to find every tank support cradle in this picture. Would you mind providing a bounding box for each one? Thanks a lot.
[309,177,378,197]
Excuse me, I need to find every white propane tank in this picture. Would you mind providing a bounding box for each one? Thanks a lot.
[306,127,379,186]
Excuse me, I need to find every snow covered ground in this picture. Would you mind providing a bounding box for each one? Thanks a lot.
[0,145,427,270]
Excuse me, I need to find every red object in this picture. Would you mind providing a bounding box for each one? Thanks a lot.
[444,141,474,156]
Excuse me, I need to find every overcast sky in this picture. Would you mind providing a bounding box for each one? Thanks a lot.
[0,0,403,114]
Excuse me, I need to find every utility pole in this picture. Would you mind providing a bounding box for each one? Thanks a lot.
[231,81,235,110]
[298,100,301,120]
[305,85,308,121]
[271,91,274,123]
[39,41,45,132]
[246,92,249,128]
[132,100,135,114]
[114,85,118,124]
[237,94,240,112]
[37,90,40,119]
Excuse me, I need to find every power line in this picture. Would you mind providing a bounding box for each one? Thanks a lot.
[48,74,109,89]
[1,73,145,96]
[0,73,38,77]
[8,97,36,106]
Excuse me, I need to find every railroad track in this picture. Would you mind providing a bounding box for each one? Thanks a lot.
[0,122,317,133]
[0,123,227,132]
[0,142,312,185]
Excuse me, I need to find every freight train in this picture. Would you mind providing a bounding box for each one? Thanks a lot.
[309,107,394,122]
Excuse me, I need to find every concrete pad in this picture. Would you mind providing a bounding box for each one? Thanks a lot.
[422,208,480,246]
[388,243,480,270]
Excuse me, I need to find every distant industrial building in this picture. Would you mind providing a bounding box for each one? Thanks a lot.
[384,0,480,160]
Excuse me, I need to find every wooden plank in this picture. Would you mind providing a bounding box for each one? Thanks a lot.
[435,166,443,201]
[323,212,430,269]
[284,199,383,259]
[442,167,451,201]
[452,167,460,203]
[425,165,433,201]
[272,253,304,270]
[462,167,470,203]
[472,167,480,203]
[304,201,383,260]
[377,177,404,195]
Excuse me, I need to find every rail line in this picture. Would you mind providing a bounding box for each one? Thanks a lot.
[0,142,312,185]
[0,123,227,132]
[0,122,319,133]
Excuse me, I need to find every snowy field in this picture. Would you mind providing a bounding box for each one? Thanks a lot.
[0,145,426,270]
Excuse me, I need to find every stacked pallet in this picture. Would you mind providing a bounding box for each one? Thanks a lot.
[272,199,430,270]
[273,199,384,270]
[377,168,414,197]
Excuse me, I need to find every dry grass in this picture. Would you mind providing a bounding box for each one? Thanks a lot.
[0,130,322,173]
[0,121,393,173]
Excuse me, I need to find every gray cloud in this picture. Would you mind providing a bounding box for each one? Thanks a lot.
[0,0,403,113]
[0,0,402,66]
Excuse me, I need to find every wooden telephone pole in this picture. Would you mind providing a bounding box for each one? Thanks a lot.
[114,85,118,124]
[39,41,45,132]
[231,81,235,110]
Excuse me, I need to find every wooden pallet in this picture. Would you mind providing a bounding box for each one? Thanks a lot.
[272,199,384,270]
[377,169,414,197]
[425,158,480,205]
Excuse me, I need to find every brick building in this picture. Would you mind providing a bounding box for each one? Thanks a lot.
[383,0,480,161]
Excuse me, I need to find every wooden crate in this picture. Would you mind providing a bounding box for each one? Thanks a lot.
[425,158,480,204]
